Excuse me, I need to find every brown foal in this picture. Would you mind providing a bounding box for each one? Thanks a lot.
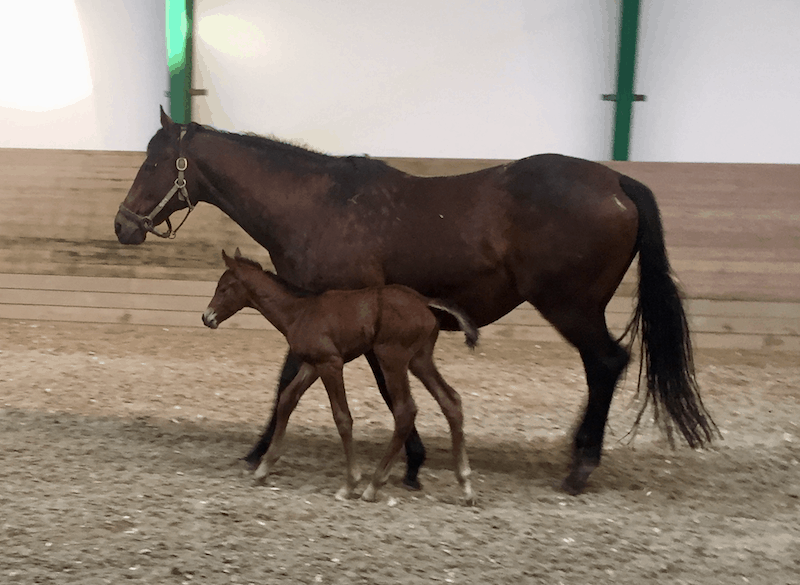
[203,249,478,504]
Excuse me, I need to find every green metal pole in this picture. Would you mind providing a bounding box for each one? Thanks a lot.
[166,0,194,123]
[612,0,641,161]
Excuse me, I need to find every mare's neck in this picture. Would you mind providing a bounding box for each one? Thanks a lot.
[189,131,333,255]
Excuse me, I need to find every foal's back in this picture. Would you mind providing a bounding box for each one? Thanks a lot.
[287,284,437,364]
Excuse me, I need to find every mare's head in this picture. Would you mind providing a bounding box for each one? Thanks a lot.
[202,249,262,329]
[115,107,201,244]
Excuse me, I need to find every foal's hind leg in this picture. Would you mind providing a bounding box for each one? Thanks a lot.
[410,343,476,505]
[244,351,302,468]
[546,310,629,495]
[254,363,318,483]
[361,353,418,502]
[366,350,426,490]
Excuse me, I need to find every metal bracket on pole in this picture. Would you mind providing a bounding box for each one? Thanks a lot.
[602,94,646,102]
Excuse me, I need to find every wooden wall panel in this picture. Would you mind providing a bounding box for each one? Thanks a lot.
[1,148,798,350]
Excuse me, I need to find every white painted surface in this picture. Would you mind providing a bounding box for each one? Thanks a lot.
[1,1,797,163]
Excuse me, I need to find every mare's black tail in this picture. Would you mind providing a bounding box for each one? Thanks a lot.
[619,175,718,448]
[428,300,479,349]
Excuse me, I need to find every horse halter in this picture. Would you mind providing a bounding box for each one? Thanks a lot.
[118,127,196,239]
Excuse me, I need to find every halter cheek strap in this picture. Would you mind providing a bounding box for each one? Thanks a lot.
[118,127,196,239]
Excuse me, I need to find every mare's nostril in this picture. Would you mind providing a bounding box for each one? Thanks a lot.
[114,220,121,236]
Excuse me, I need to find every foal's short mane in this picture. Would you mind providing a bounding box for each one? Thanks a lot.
[235,255,319,298]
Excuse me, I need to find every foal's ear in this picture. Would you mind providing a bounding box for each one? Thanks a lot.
[160,105,173,129]
[222,249,235,269]
[234,247,243,259]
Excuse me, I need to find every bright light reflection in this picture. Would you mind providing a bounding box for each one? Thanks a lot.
[0,0,93,112]
[198,14,269,58]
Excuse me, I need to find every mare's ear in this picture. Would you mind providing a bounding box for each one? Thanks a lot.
[160,105,173,129]
[222,249,235,269]
[234,247,242,259]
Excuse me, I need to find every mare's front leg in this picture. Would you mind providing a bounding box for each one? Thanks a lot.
[244,351,302,468]
[253,363,318,482]
[317,360,361,500]
[365,350,426,490]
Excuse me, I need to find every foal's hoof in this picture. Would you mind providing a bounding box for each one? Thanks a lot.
[401,477,422,491]
[360,484,379,502]
[241,455,260,471]
[253,466,270,485]
[335,486,356,501]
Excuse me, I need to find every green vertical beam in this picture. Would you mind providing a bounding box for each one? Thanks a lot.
[166,0,194,123]
[612,0,641,161]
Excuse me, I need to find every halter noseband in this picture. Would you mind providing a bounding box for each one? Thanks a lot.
[118,127,196,239]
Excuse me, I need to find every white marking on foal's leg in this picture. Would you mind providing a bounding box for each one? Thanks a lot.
[253,460,270,483]
[456,445,476,506]
[360,483,378,502]
[335,464,362,501]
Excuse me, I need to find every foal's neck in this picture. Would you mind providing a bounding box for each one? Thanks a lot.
[243,270,307,336]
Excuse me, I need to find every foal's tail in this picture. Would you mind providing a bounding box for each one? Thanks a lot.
[619,175,718,448]
[428,300,479,349]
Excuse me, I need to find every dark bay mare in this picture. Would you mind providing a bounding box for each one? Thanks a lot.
[203,249,478,503]
[115,108,717,494]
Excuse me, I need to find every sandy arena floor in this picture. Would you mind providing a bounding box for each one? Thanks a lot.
[1,320,798,584]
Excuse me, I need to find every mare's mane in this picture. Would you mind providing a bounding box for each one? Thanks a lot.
[191,124,396,179]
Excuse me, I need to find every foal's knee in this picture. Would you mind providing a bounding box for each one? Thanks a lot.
[394,400,418,434]
[331,409,354,437]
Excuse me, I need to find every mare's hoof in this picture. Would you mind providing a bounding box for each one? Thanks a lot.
[401,477,422,491]
[560,465,594,495]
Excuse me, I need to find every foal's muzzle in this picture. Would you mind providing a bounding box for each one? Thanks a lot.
[202,308,218,329]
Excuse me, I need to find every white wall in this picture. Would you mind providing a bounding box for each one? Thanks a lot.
[0,0,165,151]
[632,0,800,163]
[193,0,617,160]
[1,1,798,163]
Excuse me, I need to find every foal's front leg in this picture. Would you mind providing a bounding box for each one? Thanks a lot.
[253,363,318,482]
[317,360,361,500]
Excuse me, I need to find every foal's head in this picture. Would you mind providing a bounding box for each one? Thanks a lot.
[202,249,261,329]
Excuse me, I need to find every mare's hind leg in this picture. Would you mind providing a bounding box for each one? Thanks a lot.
[253,363,318,483]
[545,309,629,495]
[244,351,302,468]
[409,337,475,505]
[316,359,362,501]
[361,352,418,502]
[365,351,426,490]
